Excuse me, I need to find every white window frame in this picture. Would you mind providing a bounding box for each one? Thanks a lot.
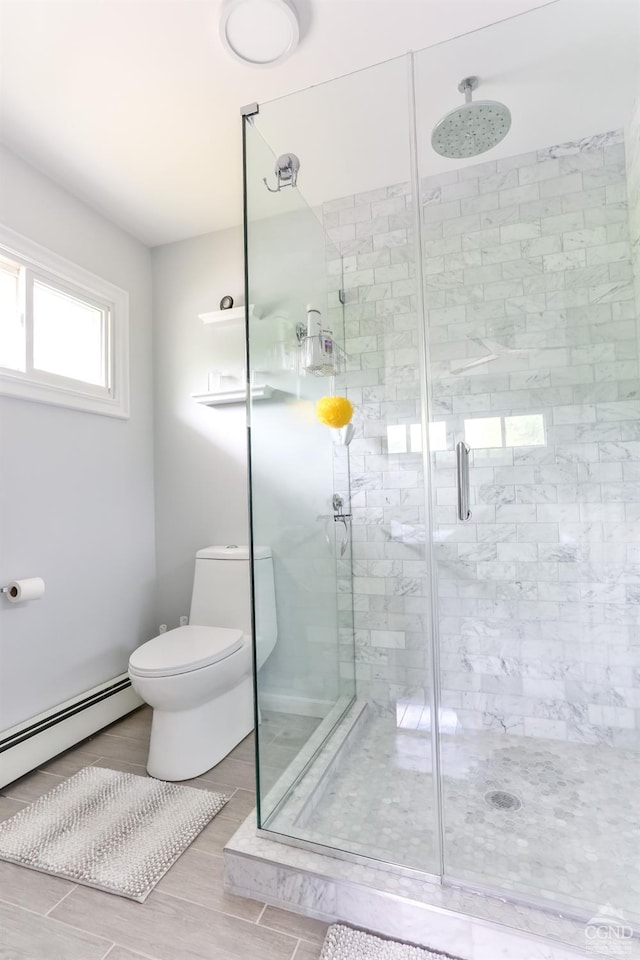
[0,224,130,419]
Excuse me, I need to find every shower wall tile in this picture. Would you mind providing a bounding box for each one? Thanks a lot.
[324,126,640,744]
[324,182,431,716]
[424,128,640,745]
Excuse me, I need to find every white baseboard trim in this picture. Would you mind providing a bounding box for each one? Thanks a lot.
[259,692,333,719]
[0,674,143,787]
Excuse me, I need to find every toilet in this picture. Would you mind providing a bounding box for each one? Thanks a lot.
[128,545,277,781]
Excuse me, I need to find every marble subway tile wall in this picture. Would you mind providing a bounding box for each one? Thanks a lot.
[324,127,640,746]
[425,129,639,746]
[324,183,434,717]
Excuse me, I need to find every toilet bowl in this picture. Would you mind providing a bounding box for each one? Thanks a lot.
[128,546,277,781]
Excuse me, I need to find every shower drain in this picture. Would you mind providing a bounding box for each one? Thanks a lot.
[484,790,522,812]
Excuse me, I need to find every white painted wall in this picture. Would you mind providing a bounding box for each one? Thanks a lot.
[0,145,156,731]
[151,228,248,628]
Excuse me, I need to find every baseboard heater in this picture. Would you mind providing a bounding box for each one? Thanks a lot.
[0,673,143,788]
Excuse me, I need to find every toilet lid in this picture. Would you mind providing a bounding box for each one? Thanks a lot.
[128,625,244,678]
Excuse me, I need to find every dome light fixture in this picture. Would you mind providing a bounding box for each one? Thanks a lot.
[219,0,299,67]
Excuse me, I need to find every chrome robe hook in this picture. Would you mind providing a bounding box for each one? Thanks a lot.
[264,153,300,192]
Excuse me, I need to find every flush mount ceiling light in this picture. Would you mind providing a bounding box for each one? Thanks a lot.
[220,0,299,67]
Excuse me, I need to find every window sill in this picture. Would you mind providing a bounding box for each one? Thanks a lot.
[0,371,130,419]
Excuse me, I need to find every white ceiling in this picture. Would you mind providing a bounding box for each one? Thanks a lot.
[0,0,565,246]
[253,0,640,219]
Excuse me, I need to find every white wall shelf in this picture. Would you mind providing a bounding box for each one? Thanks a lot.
[198,304,260,325]
[192,384,274,406]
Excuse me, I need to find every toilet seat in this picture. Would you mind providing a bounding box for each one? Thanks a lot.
[128,625,244,678]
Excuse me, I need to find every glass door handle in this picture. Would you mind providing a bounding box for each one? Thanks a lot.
[456,441,472,522]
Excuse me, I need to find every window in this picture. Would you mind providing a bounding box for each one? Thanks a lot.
[464,414,546,449]
[386,422,448,454]
[0,225,129,418]
[464,416,503,449]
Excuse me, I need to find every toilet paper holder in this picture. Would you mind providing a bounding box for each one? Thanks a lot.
[1,578,46,601]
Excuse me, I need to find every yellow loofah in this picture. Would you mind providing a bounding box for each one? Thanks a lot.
[316,395,354,428]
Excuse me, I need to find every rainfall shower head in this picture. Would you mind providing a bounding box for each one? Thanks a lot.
[431,77,511,159]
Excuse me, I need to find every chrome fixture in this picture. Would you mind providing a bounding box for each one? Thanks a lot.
[264,153,300,192]
[332,494,352,557]
[294,306,347,378]
[456,440,472,522]
[336,423,355,446]
[431,76,511,159]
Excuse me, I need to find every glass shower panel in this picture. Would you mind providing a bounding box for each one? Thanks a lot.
[243,118,355,826]
[415,1,640,919]
[250,55,441,875]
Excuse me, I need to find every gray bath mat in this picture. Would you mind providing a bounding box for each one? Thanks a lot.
[321,925,466,960]
[0,766,227,901]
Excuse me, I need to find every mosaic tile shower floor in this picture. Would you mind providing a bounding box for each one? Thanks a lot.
[285,711,640,922]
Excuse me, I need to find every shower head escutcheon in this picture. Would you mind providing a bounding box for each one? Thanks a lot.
[431,76,511,159]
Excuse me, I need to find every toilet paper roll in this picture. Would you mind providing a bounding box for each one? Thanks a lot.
[6,577,45,603]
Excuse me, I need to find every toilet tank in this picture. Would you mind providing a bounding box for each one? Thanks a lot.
[190,545,277,666]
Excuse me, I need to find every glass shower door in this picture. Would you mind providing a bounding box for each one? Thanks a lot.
[245,53,442,876]
[415,4,640,919]
[243,116,356,827]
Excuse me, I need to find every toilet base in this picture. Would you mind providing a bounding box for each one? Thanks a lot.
[146,675,254,781]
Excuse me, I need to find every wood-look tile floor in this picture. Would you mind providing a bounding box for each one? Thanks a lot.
[0,707,328,960]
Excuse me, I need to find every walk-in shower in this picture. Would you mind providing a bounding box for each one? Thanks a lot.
[239,1,640,953]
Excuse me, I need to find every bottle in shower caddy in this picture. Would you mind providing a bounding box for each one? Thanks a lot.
[303,304,335,377]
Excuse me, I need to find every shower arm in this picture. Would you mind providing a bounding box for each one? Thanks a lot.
[459,76,477,103]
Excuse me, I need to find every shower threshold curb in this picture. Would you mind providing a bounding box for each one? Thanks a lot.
[224,813,639,960]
